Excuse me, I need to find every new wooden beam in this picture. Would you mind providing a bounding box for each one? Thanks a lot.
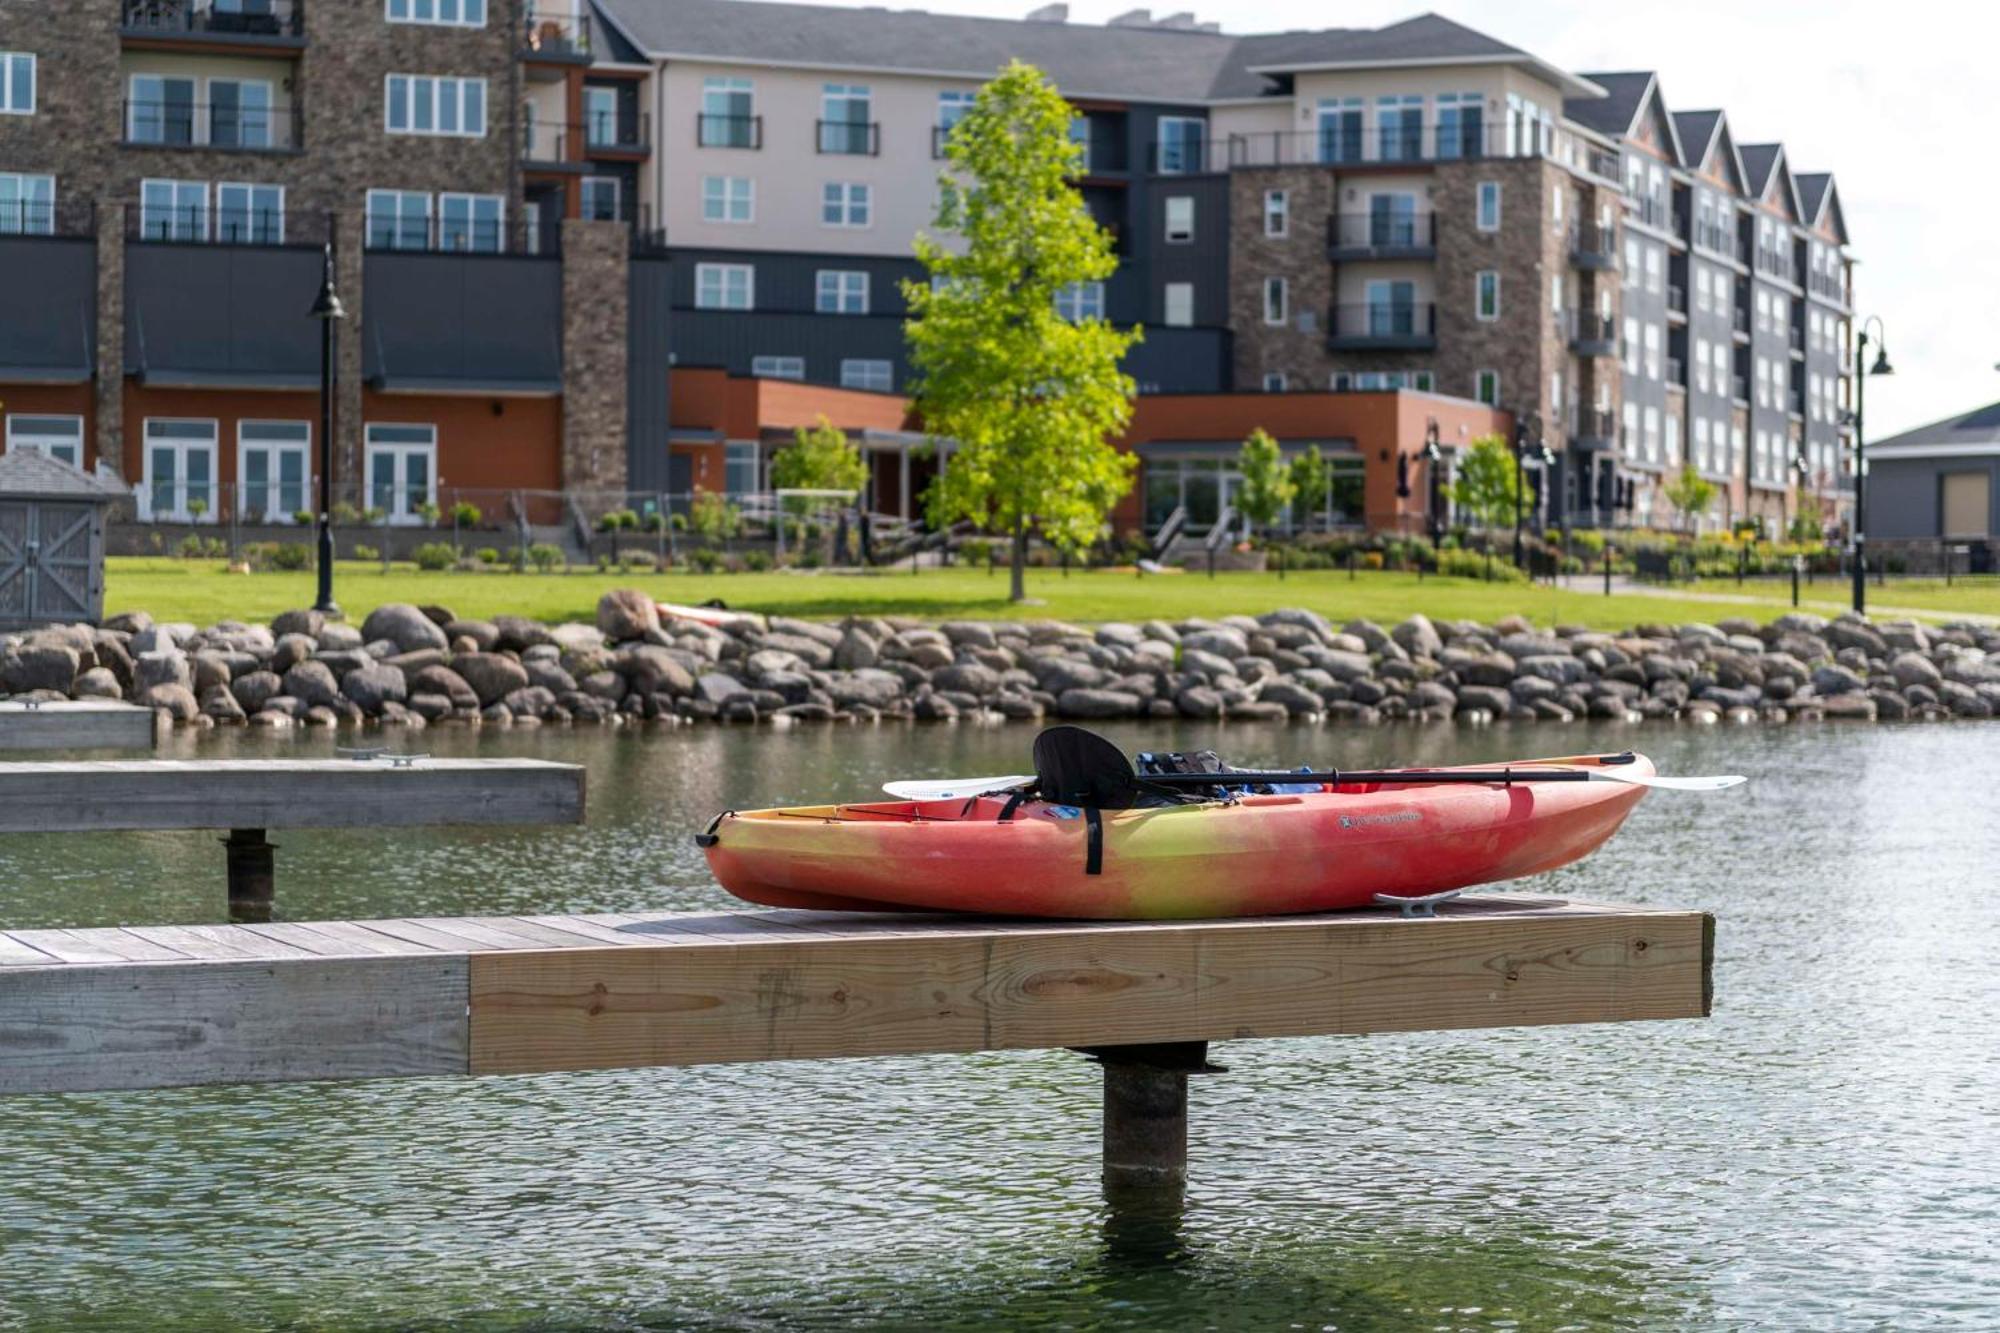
[0,700,160,752]
[0,758,584,833]
[0,899,1711,1095]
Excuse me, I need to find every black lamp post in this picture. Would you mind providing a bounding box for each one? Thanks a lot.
[1421,416,1444,557]
[1850,317,1893,614]
[311,239,346,617]
[1511,414,1541,569]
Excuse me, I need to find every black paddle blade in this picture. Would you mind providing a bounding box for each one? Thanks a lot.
[1032,725,1140,810]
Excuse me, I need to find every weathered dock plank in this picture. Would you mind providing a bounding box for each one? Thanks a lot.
[0,898,1711,1095]
[0,758,584,833]
[0,700,159,752]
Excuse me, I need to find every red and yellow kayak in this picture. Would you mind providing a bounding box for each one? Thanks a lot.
[701,755,1651,919]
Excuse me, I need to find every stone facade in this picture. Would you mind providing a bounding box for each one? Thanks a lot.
[560,218,629,493]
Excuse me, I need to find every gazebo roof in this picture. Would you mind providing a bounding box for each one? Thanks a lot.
[0,450,131,502]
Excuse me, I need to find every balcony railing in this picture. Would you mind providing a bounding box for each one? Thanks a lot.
[696,113,762,150]
[0,201,98,239]
[122,0,304,40]
[1731,305,1751,336]
[1809,270,1847,302]
[1326,303,1436,349]
[1327,211,1434,257]
[1731,374,1748,403]
[1756,245,1788,277]
[364,213,558,257]
[524,113,650,161]
[1666,355,1684,384]
[124,202,331,246]
[1633,196,1669,230]
[1788,322,1806,354]
[1585,146,1620,180]
[522,8,591,59]
[1693,221,1734,255]
[1148,120,1559,173]
[1571,408,1616,444]
[1568,222,1617,270]
[586,109,647,153]
[123,98,301,151]
[1667,283,1686,314]
[1567,311,1618,355]
[816,120,879,156]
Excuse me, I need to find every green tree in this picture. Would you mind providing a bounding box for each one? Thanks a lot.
[1235,428,1296,540]
[903,60,1140,602]
[1288,443,1330,535]
[1449,433,1524,529]
[769,415,869,514]
[1662,464,1718,533]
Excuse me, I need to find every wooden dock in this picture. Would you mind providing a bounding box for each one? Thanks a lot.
[0,896,1710,1096]
[0,699,159,752]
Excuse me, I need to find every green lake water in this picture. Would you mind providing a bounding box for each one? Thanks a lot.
[0,719,1995,1331]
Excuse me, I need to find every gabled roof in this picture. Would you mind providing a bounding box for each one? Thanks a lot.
[1671,110,1722,168]
[0,450,129,501]
[1739,142,1802,220]
[1872,402,2000,458]
[1565,70,1652,135]
[1796,172,1850,243]
[589,1,1599,104]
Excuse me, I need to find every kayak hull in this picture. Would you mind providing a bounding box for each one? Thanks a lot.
[702,756,1652,919]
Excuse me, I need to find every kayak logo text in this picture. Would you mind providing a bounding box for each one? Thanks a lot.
[1338,811,1422,829]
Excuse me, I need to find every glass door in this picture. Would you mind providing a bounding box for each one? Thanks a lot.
[143,420,217,521]
[239,422,309,521]
[1369,193,1417,247]
[1316,100,1362,163]
[365,425,436,524]
[1365,279,1416,336]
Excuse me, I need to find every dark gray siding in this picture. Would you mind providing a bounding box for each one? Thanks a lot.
[1125,327,1230,394]
[362,252,563,390]
[125,243,322,385]
[0,238,94,379]
[670,309,907,388]
[1134,174,1229,328]
[627,256,674,490]
[1871,456,2000,541]
[670,249,921,316]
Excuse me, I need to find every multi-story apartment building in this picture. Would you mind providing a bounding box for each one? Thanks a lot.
[0,0,1854,539]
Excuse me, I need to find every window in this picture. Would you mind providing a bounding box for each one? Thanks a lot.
[216,182,283,243]
[1694,417,1710,470]
[208,78,274,148]
[700,175,752,224]
[1164,195,1194,243]
[1435,91,1483,159]
[700,76,755,147]
[1163,282,1193,327]
[815,269,869,314]
[385,75,487,138]
[1156,116,1205,174]
[1263,189,1288,238]
[818,84,873,154]
[364,423,436,524]
[583,86,619,146]
[5,415,83,468]
[1262,372,1286,392]
[386,0,486,25]
[139,179,208,241]
[725,440,759,494]
[1,52,34,116]
[1551,184,1564,225]
[1317,97,1363,163]
[840,359,893,392]
[238,421,309,521]
[1375,94,1422,161]
[1475,269,1499,320]
[1623,236,1640,281]
[437,193,503,251]
[1731,423,1746,472]
[1624,317,1640,374]
[1475,369,1499,405]
[1693,337,1710,393]
[0,173,54,235]
[1551,370,1563,416]
[129,74,196,145]
[1622,402,1638,449]
[366,188,431,250]
[822,181,871,227]
[1476,181,1500,231]
[580,176,621,222]
[696,263,754,310]
[1645,244,1662,295]
[750,355,804,380]
[142,418,218,522]
[1054,281,1103,321]
[1644,324,1661,380]
[1644,406,1660,462]
[1067,116,1092,171]
[1550,272,1564,314]
[938,90,976,132]
[1262,276,1287,326]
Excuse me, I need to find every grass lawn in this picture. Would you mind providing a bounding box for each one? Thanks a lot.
[102,556,1872,631]
[1651,576,2000,622]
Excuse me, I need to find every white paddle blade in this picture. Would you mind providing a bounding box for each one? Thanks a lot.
[1588,769,1746,792]
[883,775,1035,801]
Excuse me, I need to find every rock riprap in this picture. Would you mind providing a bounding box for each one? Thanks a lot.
[4,598,1996,733]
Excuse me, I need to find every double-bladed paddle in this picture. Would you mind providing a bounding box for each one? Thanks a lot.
[883,759,1746,802]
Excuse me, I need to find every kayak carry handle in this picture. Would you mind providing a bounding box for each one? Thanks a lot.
[1373,888,1468,918]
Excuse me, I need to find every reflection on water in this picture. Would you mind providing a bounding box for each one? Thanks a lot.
[0,720,1996,1330]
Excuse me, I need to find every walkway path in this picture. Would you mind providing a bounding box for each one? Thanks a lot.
[1582,577,2000,627]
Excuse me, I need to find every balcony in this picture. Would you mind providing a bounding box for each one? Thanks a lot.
[1326,211,1434,261]
[1731,374,1748,405]
[1666,283,1686,317]
[583,109,649,156]
[1571,408,1616,450]
[1147,120,1558,173]
[1632,196,1670,231]
[122,0,304,47]
[1585,146,1620,181]
[521,7,591,64]
[364,211,556,257]
[696,114,762,150]
[816,120,880,156]
[122,98,302,152]
[1809,270,1848,305]
[1327,303,1435,351]
[0,201,97,240]
[124,201,332,247]
[1731,305,1750,340]
[1666,355,1684,385]
[1788,321,1805,357]
[1568,222,1617,271]
[1567,311,1618,357]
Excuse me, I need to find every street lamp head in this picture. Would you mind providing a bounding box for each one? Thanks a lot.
[310,242,346,321]
[1868,348,1893,376]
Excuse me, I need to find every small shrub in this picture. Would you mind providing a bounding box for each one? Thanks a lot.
[412,542,456,571]
[595,554,616,572]
[527,542,565,572]
[176,533,206,559]
[416,501,441,527]
[597,508,639,534]
[740,549,773,573]
[641,511,668,533]
[269,542,312,572]
[623,550,659,571]
[669,513,688,532]
[797,548,823,570]
[689,492,741,543]
[474,546,501,565]
[332,502,361,524]
[1361,550,1385,571]
[686,547,723,574]
[292,509,314,526]
[451,501,483,528]
[351,544,380,562]
[1435,548,1528,583]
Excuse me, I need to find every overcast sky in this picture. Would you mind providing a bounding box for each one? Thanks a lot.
[805,0,1996,436]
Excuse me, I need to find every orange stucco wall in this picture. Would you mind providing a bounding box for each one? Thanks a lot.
[667,367,915,494]
[0,383,97,465]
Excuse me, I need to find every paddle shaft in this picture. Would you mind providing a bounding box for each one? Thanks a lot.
[1137,768,1594,788]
